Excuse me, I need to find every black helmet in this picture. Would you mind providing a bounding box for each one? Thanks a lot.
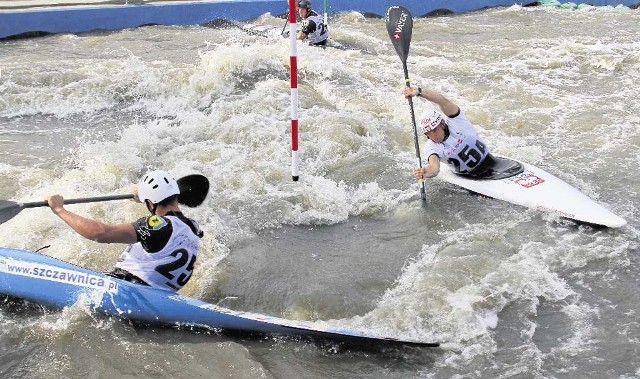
[297,0,311,9]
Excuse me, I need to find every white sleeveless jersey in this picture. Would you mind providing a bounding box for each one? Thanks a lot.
[425,111,490,174]
[300,11,328,45]
[115,214,200,291]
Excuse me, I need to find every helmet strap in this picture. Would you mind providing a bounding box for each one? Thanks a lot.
[443,124,450,141]
[145,200,158,215]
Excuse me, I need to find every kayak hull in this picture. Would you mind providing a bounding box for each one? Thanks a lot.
[0,247,438,348]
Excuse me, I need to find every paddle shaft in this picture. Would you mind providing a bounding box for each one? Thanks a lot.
[402,63,426,200]
[281,11,289,36]
[20,194,134,209]
[0,194,135,226]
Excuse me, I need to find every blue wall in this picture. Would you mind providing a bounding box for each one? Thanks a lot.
[1,0,638,39]
[327,0,535,16]
[1,0,284,39]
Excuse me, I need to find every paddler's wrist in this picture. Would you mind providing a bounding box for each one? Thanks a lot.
[52,206,67,216]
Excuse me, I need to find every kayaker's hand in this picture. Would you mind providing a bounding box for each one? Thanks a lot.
[131,186,141,203]
[46,195,65,214]
[414,167,426,181]
[403,86,419,98]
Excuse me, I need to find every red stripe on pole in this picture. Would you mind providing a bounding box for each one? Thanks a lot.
[289,1,296,22]
[290,56,297,88]
[291,119,299,151]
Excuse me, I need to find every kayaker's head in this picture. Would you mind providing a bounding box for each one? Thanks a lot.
[297,0,312,18]
[137,170,180,215]
[419,108,447,143]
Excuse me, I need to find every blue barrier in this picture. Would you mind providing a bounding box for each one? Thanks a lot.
[1,0,637,39]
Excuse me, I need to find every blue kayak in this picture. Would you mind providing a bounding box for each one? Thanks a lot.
[0,247,439,348]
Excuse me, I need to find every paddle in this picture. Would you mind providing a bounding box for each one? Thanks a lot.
[0,174,210,226]
[281,11,289,37]
[385,6,426,201]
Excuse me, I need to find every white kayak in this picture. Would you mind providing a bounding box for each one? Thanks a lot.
[435,154,626,228]
[232,21,346,50]
[234,22,286,39]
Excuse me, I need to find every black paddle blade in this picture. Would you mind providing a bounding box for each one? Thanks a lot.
[177,174,210,207]
[385,6,413,63]
[0,200,23,225]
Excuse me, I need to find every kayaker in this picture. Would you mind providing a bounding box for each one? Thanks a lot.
[296,0,328,46]
[45,170,203,291]
[403,85,497,180]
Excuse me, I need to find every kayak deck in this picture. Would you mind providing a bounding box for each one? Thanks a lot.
[437,155,626,228]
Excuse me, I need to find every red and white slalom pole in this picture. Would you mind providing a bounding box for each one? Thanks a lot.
[288,0,299,181]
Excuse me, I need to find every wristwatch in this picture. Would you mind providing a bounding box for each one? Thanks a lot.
[416,87,422,97]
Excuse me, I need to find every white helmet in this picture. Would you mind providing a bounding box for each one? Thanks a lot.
[137,170,180,204]
[418,109,444,133]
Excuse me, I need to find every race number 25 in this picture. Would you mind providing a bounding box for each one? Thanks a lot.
[155,249,196,288]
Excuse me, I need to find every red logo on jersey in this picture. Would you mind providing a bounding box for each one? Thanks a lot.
[514,173,545,188]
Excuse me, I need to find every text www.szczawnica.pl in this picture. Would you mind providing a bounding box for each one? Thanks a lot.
[0,257,118,292]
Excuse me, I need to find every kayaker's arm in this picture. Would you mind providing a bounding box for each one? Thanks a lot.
[404,86,460,118]
[46,194,138,244]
